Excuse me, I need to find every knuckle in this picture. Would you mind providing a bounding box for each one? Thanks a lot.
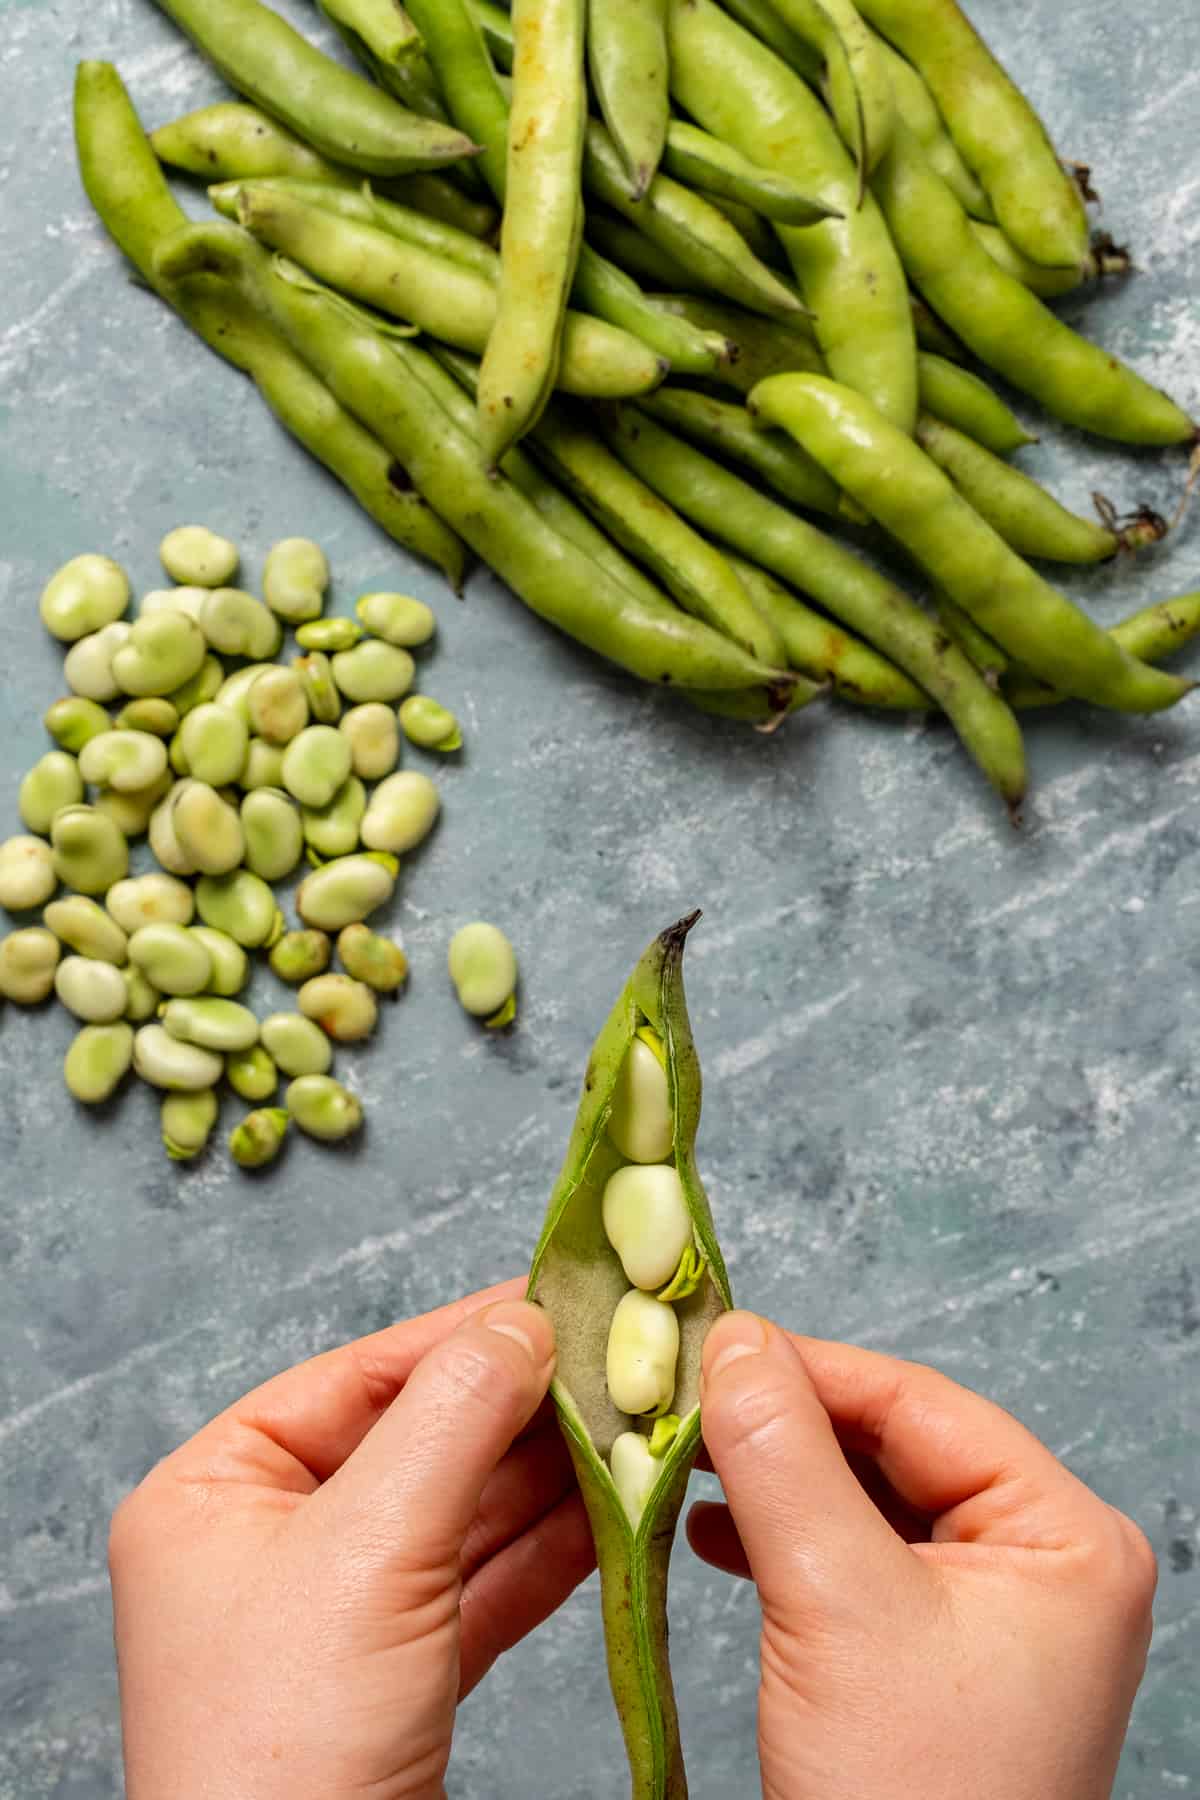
[107,1487,149,1573]
[1109,1508,1159,1614]
[1075,1506,1158,1625]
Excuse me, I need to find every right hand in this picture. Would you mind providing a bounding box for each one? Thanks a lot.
[690,1312,1156,1800]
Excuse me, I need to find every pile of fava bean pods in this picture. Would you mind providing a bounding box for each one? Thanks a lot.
[73,0,1200,817]
[0,533,521,1171]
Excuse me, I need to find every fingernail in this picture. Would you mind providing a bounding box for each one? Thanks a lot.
[479,1300,554,1368]
[702,1311,768,1389]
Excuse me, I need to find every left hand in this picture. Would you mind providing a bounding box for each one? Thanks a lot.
[110,1278,595,1800]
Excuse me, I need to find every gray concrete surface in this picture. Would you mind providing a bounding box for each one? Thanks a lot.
[0,0,1197,1791]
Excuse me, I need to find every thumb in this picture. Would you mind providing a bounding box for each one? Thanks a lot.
[698,1312,911,1629]
[308,1299,556,1578]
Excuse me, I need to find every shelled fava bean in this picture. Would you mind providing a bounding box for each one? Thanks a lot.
[598,1024,700,1525]
[3,540,516,1173]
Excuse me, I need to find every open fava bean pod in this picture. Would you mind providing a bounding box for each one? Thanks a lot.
[527,912,730,1799]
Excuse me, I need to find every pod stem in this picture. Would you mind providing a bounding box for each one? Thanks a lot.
[1092,491,1170,554]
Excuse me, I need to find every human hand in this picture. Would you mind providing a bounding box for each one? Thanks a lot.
[690,1313,1156,1800]
[110,1278,594,1800]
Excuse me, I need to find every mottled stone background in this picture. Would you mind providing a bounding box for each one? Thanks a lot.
[0,0,1197,1791]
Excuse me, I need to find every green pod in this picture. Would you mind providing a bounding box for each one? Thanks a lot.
[524,397,788,669]
[721,555,928,710]
[571,243,732,378]
[750,373,1189,714]
[915,414,1123,564]
[935,592,1009,687]
[646,294,825,396]
[154,229,786,698]
[145,0,479,176]
[527,914,730,1799]
[587,0,669,198]
[637,388,842,519]
[581,118,805,322]
[154,108,495,239]
[209,174,497,272]
[870,121,1193,447]
[663,0,918,432]
[1004,591,1200,711]
[231,185,665,403]
[661,119,839,225]
[916,352,1034,456]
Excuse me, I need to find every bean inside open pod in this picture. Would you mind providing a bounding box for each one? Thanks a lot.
[526,913,729,1800]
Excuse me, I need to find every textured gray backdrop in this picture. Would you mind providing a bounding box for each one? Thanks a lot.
[1,0,1197,1791]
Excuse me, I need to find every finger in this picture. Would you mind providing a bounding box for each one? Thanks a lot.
[784,1334,1103,1546]
[459,1420,577,1582]
[310,1300,557,1578]
[162,1277,528,1499]
[700,1312,914,1626]
[458,1491,596,1699]
[686,1499,751,1581]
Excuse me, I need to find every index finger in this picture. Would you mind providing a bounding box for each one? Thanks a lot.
[165,1276,529,1495]
[787,1333,1103,1546]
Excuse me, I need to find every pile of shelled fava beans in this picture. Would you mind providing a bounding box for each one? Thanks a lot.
[0,530,518,1169]
[72,0,1198,815]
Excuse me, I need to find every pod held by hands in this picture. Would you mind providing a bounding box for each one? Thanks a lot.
[527,914,730,1798]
